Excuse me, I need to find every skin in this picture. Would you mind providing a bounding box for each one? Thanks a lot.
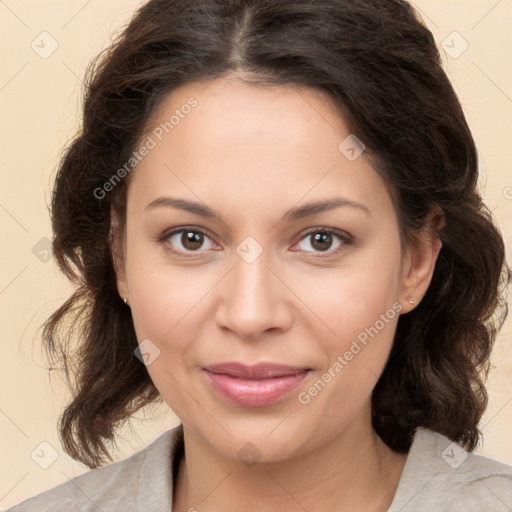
[113,76,443,512]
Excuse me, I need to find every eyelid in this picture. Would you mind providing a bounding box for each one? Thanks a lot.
[157,225,352,257]
[157,225,213,244]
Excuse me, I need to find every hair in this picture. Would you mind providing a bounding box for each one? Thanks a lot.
[41,0,511,469]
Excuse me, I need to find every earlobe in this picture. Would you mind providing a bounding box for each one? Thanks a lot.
[110,207,129,301]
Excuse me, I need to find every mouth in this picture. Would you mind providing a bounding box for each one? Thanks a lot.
[202,362,311,379]
[201,363,311,407]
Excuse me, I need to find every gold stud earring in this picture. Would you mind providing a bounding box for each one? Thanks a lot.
[408,296,415,305]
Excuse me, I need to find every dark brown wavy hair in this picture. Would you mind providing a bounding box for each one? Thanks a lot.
[41,0,511,469]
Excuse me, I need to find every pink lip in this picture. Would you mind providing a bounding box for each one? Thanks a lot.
[203,362,310,378]
[202,362,310,407]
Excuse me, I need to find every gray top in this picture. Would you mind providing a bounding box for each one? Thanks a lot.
[5,424,512,511]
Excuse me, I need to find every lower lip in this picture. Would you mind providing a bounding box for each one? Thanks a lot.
[202,369,310,407]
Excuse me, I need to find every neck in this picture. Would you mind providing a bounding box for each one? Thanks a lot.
[173,410,408,512]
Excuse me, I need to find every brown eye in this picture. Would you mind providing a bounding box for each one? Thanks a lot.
[310,232,334,252]
[180,231,204,251]
[295,229,349,255]
[161,228,217,255]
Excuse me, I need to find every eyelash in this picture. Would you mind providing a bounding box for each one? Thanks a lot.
[157,225,353,258]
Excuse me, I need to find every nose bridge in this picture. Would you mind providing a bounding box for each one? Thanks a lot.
[233,247,271,303]
[216,238,288,337]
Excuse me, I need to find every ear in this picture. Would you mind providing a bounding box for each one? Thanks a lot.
[110,206,129,301]
[399,206,445,313]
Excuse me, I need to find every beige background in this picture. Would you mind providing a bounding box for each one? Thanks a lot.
[1,0,511,508]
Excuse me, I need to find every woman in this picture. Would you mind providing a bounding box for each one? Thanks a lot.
[7,0,512,510]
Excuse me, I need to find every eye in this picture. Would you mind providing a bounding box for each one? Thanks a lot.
[157,226,352,258]
[293,228,351,255]
[159,227,217,256]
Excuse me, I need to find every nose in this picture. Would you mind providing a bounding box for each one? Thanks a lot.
[214,248,293,340]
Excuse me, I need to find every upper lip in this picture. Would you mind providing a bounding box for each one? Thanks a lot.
[203,362,310,379]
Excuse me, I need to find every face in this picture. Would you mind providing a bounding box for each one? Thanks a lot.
[114,76,439,462]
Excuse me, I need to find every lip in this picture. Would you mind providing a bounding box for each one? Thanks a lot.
[202,362,310,379]
[202,362,311,407]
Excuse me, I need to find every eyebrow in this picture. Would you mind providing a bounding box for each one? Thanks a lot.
[145,196,371,221]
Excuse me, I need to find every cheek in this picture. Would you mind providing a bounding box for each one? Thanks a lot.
[293,242,402,397]
[124,228,214,337]
[125,260,208,414]
[127,265,213,343]
[298,243,402,339]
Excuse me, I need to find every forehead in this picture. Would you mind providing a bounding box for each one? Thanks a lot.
[128,77,394,221]
[146,77,347,150]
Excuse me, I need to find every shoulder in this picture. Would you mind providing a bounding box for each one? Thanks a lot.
[389,426,512,512]
[5,425,182,512]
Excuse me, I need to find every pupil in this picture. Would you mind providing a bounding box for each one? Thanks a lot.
[312,232,332,251]
[183,231,203,250]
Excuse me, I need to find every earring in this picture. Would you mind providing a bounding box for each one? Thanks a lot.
[408,296,415,305]
[123,297,129,305]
